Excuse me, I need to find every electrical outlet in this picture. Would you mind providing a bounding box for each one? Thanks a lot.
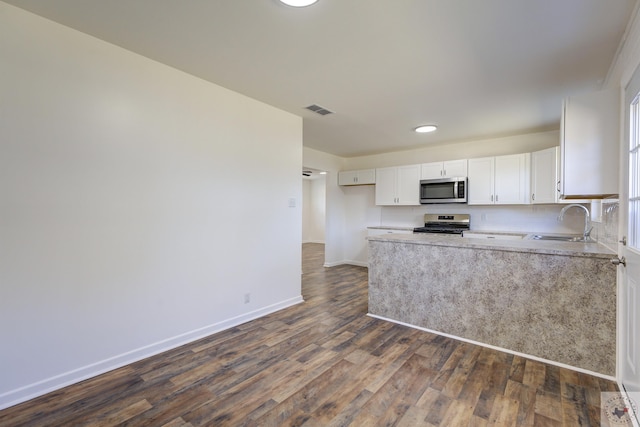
[244,293,250,304]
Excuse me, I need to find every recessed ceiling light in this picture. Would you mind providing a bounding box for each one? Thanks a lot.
[319,171,327,175]
[279,0,318,7]
[415,125,438,133]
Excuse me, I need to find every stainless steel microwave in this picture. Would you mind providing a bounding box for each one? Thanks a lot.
[420,177,467,204]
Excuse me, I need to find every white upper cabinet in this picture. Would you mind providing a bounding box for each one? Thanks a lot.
[560,89,619,199]
[375,164,420,206]
[338,169,376,186]
[375,167,398,205]
[468,154,531,205]
[495,154,531,204]
[531,147,559,204]
[421,159,468,180]
[467,157,495,204]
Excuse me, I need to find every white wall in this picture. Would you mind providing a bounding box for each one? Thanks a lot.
[344,130,559,169]
[302,179,312,242]
[0,3,302,409]
[302,176,326,243]
[343,185,382,266]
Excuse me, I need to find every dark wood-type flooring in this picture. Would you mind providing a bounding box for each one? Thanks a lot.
[0,243,624,426]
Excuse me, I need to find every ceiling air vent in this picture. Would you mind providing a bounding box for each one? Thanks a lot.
[305,104,333,116]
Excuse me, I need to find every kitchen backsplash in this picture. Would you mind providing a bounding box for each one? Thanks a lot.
[379,203,608,236]
[593,199,619,251]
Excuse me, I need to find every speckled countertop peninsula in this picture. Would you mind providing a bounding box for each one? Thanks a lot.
[367,231,617,376]
[367,232,615,259]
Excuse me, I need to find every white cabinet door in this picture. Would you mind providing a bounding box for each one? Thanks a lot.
[367,228,413,236]
[467,157,495,205]
[421,159,468,180]
[338,169,376,186]
[421,162,444,180]
[397,165,420,205]
[338,171,358,185]
[375,167,398,205]
[495,153,530,204]
[375,165,420,205]
[531,147,559,204]
[443,159,467,178]
[561,89,619,198]
[357,169,376,185]
[468,154,529,205]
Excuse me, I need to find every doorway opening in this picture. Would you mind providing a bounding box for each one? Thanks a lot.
[302,167,326,245]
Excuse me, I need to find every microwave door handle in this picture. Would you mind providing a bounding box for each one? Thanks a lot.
[453,181,459,199]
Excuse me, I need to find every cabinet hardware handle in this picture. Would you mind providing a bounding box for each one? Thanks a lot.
[532,194,535,201]
[611,257,626,267]
[491,195,493,202]
[620,236,627,246]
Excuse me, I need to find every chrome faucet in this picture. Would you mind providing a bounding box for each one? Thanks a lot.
[558,204,593,242]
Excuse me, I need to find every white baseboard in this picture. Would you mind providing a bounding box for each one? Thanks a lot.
[323,260,343,267]
[0,296,304,411]
[368,313,616,382]
[323,260,368,268]
[343,260,368,267]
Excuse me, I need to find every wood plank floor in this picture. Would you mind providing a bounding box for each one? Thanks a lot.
[0,243,623,426]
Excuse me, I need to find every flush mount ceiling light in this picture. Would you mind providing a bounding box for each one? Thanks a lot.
[414,125,438,133]
[279,0,318,6]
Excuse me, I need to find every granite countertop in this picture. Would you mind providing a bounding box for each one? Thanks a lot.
[367,232,616,259]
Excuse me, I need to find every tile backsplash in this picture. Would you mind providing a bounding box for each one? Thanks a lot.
[594,199,619,251]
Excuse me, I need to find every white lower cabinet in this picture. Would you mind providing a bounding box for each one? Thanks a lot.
[375,165,420,206]
[468,153,530,205]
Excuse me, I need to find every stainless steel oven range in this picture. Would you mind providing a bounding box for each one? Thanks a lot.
[413,214,470,235]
